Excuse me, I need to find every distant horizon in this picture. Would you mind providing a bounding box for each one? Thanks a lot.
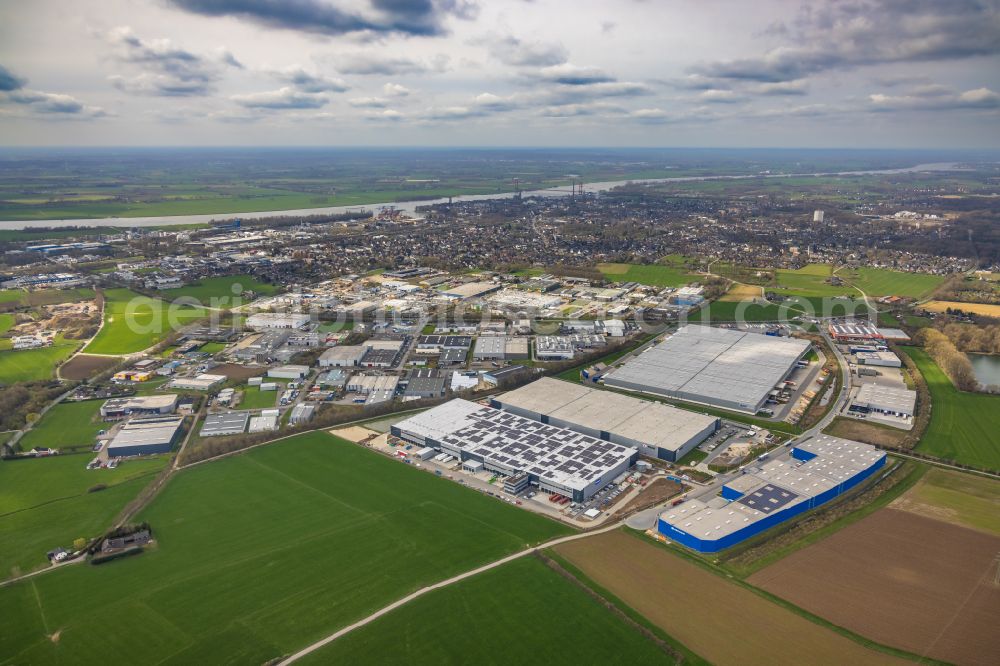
[2,1,999,148]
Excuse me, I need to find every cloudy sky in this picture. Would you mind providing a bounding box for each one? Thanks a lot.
[0,0,998,148]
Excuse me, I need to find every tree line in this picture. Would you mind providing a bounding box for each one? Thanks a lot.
[915,328,979,391]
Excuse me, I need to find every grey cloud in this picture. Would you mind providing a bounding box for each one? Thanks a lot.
[538,102,624,118]
[538,63,614,85]
[692,0,1000,83]
[698,89,746,104]
[106,27,225,96]
[335,53,429,76]
[167,0,476,38]
[488,35,567,67]
[4,89,108,116]
[752,80,808,96]
[273,67,348,92]
[0,65,27,91]
[232,86,329,108]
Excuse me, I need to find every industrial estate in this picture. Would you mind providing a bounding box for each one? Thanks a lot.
[1,50,999,666]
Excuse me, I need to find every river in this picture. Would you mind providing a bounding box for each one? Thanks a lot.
[0,161,965,231]
[967,353,1000,388]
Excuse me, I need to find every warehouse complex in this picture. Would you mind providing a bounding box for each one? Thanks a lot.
[491,377,719,462]
[658,434,886,552]
[107,416,185,457]
[602,325,811,413]
[391,399,638,502]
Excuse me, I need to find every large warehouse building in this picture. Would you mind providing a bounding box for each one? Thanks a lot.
[659,434,886,552]
[491,377,719,462]
[107,416,185,457]
[391,399,637,502]
[602,325,811,413]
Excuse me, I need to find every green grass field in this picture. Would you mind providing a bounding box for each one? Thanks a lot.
[197,341,227,354]
[0,432,570,664]
[842,267,945,299]
[299,556,676,665]
[0,287,95,308]
[773,264,856,298]
[18,400,108,453]
[166,276,280,307]
[0,454,168,575]
[0,313,13,334]
[905,347,1000,470]
[238,386,277,409]
[902,467,1000,536]
[0,338,79,383]
[688,300,804,322]
[84,289,208,355]
[598,262,698,287]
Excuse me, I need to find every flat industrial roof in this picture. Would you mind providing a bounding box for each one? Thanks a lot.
[852,383,917,413]
[200,411,250,437]
[496,377,717,454]
[394,399,636,492]
[603,326,810,412]
[108,416,183,451]
[662,434,885,541]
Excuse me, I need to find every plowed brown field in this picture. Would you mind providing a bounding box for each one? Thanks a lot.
[556,530,911,666]
[749,509,1000,666]
[59,353,117,380]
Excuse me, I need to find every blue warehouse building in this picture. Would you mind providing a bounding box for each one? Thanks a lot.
[658,435,886,553]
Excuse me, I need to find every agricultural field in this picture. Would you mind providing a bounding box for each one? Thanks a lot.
[842,267,946,299]
[298,556,682,665]
[555,530,911,666]
[824,416,908,448]
[749,507,1000,666]
[597,262,699,287]
[773,264,856,298]
[890,467,1000,536]
[0,431,570,665]
[0,313,13,334]
[921,300,1000,318]
[165,276,280,307]
[904,347,1000,469]
[0,338,79,383]
[17,399,108,453]
[0,288,95,309]
[84,289,208,355]
[718,283,763,301]
[58,354,118,381]
[688,300,800,322]
[0,454,168,575]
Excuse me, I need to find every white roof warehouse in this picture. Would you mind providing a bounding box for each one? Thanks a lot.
[603,325,811,414]
[491,377,719,462]
[391,399,637,502]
